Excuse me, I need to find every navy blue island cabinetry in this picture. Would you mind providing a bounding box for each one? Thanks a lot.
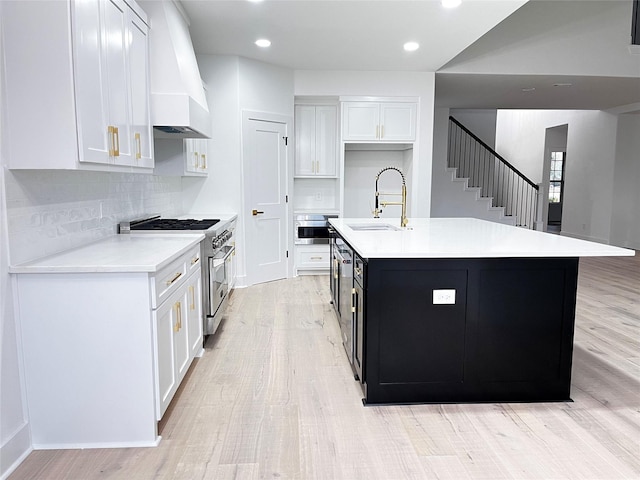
[329,218,633,405]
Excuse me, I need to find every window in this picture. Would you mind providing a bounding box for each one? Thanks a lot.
[549,151,565,203]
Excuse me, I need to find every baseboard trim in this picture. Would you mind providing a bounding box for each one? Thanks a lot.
[0,422,32,480]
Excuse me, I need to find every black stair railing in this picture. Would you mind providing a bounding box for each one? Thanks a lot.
[448,116,540,229]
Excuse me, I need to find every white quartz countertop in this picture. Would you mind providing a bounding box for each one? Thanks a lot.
[9,234,205,273]
[330,218,635,259]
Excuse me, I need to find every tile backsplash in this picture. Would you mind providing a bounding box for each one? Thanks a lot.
[5,170,182,265]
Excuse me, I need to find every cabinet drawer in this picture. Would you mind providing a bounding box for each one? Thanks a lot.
[186,245,203,275]
[296,247,330,269]
[152,256,188,309]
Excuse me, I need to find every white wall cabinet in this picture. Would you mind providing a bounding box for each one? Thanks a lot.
[3,0,153,171]
[153,138,209,176]
[295,105,338,177]
[184,138,209,175]
[342,101,417,142]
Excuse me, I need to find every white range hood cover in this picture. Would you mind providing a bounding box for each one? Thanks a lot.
[140,0,212,139]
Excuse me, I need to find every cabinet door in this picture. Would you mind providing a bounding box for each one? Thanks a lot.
[342,102,380,141]
[187,272,203,358]
[128,10,153,168]
[354,279,364,382]
[198,139,209,174]
[174,296,190,383]
[154,298,177,420]
[315,106,337,176]
[73,0,111,164]
[294,105,316,176]
[379,103,417,141]
[103,0,133,165]
[184,139,208,175]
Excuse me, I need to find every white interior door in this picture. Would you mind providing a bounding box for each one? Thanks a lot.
[243,114,289,285]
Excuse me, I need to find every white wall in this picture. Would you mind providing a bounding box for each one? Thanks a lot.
[449,109,497,149]
[610,114,640,250]
[184,55,294,286]
[1,5,31,473]
[343,149,410,219]
[495,110,628,245]
[294,70,435,217]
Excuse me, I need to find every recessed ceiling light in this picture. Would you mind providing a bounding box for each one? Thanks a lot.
[553,83,573,87]
[522,87,536,92]
[255,39,271,48]
[403,42,420,52]
[442,0,462,8]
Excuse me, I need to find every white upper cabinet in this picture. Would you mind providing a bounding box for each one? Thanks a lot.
[295,105,338,177]
[153,138,209,176]
[128,9,154,168]
[2,0,153,171]
[342,101,417,142]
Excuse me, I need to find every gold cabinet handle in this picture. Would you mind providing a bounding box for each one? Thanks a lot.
[113,126,120,156]
[310,256,323,260]
[375,125,379,139]
[201,154,206,169]
[333,258,339,279]
[194,152,199,169]
[166,271,182,286]
[191,256,200,265]
[135,132,141,160]
[252,209,264,216]
[189,285,195,310]
[177,301,182,330]
[108,126,115,156]
[173,302,181,332]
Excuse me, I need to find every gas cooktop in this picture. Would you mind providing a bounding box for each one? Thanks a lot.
[131,218,220,231]
[119,216,221,233]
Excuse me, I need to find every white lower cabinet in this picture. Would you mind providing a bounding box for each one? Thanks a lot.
[154,265,203,419]
[295,245,330,274]
[13,244,203,448]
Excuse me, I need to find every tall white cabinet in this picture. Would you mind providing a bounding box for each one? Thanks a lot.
[3,0,153,171]
[295,105,338,177]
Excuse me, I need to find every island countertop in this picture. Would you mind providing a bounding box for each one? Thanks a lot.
[329,217,635,259]
[9,233,205,274]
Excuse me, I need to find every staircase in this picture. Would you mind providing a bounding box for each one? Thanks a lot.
[445,116,541,229]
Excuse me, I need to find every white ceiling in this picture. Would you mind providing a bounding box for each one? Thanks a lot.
[180,0,640,111]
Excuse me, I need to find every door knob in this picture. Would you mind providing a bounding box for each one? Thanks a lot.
[252,209,264,216]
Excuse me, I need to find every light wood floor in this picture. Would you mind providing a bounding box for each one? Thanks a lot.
[9,254,640,480]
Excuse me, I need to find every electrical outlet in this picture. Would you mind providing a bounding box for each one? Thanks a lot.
[433,289,456,305]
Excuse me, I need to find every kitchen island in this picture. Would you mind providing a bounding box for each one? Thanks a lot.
[329,217,634,405]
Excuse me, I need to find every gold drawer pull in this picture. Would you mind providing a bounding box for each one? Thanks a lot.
[191,256,200,265]
[310,256,323,260]
[166,272,182,286]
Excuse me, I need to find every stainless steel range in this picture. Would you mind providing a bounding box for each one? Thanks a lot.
[119,215,236,336]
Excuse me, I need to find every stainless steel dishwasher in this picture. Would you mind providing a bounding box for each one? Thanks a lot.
[336,237,354,366]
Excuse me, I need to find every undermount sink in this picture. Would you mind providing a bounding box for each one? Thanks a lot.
[348,223,400,231]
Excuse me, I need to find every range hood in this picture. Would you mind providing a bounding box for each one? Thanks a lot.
[139,0,211,139]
